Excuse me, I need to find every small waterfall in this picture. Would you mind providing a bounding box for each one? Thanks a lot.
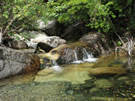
[72,50,83,64]
[74,50,78,61]
[82,48,97,62]
[52,60,63,72]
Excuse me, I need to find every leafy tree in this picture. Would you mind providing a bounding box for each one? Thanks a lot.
[0,0,46,42]
[46,0,119,32]
[46,0,135,33]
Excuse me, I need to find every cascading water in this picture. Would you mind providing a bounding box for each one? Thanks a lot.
[52,60,63,72]
[72,48,97,64]
[82,48,97,62]
[72,49,83,63]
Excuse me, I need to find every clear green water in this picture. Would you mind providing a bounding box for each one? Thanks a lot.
[0,55,135,101]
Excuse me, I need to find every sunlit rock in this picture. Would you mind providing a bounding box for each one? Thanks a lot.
[31,34,66,48]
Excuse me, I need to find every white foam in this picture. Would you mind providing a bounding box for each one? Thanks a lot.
[83,58,97,62]
[72,60,84,64]
[52,60,63,72]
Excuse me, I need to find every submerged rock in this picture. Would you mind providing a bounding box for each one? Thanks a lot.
[88,67,127,75]
[94,79,113,89]
[35,64,92,84]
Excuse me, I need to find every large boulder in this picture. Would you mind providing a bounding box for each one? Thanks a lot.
[31,34,66,48]
[42,19,64,36]
[0,47,40,79]
[61,22,88,41]
[41,20,88,41]
[79,31,112,56]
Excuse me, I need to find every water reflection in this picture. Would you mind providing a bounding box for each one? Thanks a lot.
[0,54,135,101]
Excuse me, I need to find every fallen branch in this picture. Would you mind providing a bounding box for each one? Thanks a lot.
[115,37,135,56]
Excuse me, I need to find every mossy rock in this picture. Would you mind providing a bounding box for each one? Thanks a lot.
[94,79,113,89]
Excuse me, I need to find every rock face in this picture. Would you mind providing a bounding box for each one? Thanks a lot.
[0,47,40,79]
[61,22,88,41]
[79,31,112,56]
[38,42,91,64]
[41,20,88,41]
[31,34,66,48]
[42,19,64,36]
[2,38,28,49]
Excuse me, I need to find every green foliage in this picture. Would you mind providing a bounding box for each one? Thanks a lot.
[0,0,134,39]
[46,0,122,32]
[117,41,122,46]
[0,0,46,35]
[46,0,134,33]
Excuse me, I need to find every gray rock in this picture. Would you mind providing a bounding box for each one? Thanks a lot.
[79,31,111,56]
[42,19,64,36]
[0,65,10,79]
[79,31,101,43]
[0,49,3,59]
[41,20,88,41]
[0,46,40,79]
[31,34,66,48]
[57,48,76,64]
[61,22,88,41]
[10,40,28,49]
[0,60,4,71]
[6,61,25,75]
[2,38,28,49]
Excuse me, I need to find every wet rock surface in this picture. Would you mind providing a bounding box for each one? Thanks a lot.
[37,42,91,64]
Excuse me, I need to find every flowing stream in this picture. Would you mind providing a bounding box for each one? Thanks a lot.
[52,60,63,72]
[82,48,97,62]
[72,48,97,64]
[0,53,135,101]
[72,49,83,64]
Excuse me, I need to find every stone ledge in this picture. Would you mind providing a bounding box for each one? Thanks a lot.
[0,46,40,79]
